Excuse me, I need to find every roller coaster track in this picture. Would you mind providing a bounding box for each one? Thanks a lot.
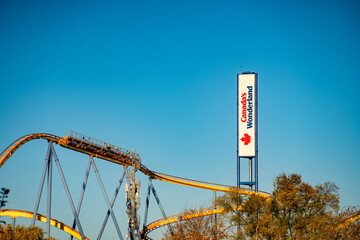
[140,205,242,239]
[1,132,358,239]
[142,206,360,239]
[0,132,271,239]
[0,209,89,240]
[0,132,270,199]
[338,210,360,229]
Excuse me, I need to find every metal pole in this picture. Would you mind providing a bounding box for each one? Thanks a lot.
[213,191,217,240]
[255,155,258,192]
[237,157,240,188]
[249,157,252,190]
[31,142,52,226]
[237,74,240,240]
[150,180,173,236]
[51,144,86,240]
[150,182,174,236]
[237,74,240,188]
[90,157,124,240]
[150,181,167,220]
[143,177,152,229]
[70,158,92,240]
[46,145,53,238]
[255,72,259,192]
[97,167,126,240]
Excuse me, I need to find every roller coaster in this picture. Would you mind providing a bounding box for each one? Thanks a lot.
[0,132,358,239]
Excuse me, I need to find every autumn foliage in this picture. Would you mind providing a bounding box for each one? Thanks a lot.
[0,224,57,240]
[161,174,359,239]
[161,207,229,240]
[216,173,360,239]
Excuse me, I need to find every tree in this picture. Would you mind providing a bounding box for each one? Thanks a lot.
[0,224,44,240]
[0,188,10,225]
[0,224,58,240]
[216,173,360,240]
[0,188,10,208]
[161,207,229,240]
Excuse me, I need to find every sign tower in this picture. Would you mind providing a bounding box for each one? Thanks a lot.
[237,72,258,191]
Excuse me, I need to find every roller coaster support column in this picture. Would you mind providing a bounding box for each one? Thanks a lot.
[148,178,174,236]
[97,167,126,240]
[46,142,53,237]
[31,142,53,238]
[142,177,170,230]
[32,143,50,226]
[90,156,124,240]
[125,165,141,239]
[143,178,152,230]
[70,158,92,240]
[51,143,86,240]
[152,183,166,221]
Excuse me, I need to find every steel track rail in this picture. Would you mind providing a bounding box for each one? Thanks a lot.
[0,209,89,240]
[0,133,60,168]
[151,171,270,198]
[140,205,242,239]
[0,133,271,198]
[338,210,360,229]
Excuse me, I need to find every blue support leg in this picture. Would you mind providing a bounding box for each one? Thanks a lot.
[90,157,124,240]
[142,177,152,229]
[70,157,92,240]
[46,146,53,238]
[151,182,167,220]
[51,144,86,240]
[31,142,52,226]
[97,167,126,240]
[150,180,173,236]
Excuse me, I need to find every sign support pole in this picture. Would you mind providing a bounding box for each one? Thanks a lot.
[237,73,240,189]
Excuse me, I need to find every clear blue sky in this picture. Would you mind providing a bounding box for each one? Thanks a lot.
[1,0,359,239]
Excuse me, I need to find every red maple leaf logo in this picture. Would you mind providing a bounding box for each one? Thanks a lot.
[241,133,251,145]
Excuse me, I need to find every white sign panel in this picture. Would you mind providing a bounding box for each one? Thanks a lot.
[238,73,257,157]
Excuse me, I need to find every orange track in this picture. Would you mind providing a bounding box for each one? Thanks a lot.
[338,210,360,229]
[0,209,89,240]
[140,205,242,239]
[0,133,271,199]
